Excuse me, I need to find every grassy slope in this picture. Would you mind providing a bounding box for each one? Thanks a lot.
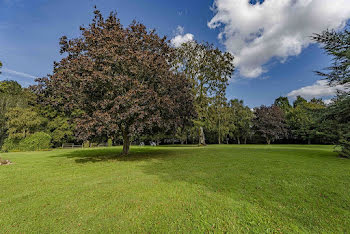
[0,145,349,233]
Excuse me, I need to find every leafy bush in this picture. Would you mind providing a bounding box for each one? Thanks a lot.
[108,139,113,147]
[2,138,19,152]
[18,132,52,151]
[2,132,53,152]
[83,141,90,148]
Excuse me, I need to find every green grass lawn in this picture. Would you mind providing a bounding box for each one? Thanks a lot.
[1,145,349,233]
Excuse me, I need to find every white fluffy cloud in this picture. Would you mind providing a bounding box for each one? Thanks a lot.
[208,0,350,78]
[171,26,194,48]
[287,80,349,99]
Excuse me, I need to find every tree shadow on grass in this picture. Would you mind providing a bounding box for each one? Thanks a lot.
[52,145,346,231]
[53,147,177,164]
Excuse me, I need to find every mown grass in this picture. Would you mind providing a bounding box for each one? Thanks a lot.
[0,145,349,233]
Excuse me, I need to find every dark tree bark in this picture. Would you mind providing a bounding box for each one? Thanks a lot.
[122,131,130,155]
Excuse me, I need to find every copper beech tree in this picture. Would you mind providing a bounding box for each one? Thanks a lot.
[35,10,195,155]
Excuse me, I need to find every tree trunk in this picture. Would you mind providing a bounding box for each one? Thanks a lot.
[266,138,271,145]
[244,137,247,144]
[199,127,206,145]
[308,138,311,145]
[122,131,130,155]
[237,137,241,145]
[218,117,221,144]
[218,135,221,144]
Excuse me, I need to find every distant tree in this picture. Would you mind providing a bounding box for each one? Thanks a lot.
[293,96,308,108]
[173,41,234,145]
[207,97,230,144]
[0,61,2,74]
[228,99,253,144]
[5,107,45,143]
[287,99,325,144]
[253,105,287,144]
[274,96,292,113]
[0,81,29,147]
[35,10,194,155]
[45,109,74,147]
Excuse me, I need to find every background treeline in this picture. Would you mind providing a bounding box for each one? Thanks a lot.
[0,80,345,151]
[0,10,348,158]
[0,80,74,151]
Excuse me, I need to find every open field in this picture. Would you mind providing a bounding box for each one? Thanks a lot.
[1,145,349,233]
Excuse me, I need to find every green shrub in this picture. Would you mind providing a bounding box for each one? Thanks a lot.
[2,138,19,152]
[108,139,113,147]
[18,132,52,151]
[83,141,90,148]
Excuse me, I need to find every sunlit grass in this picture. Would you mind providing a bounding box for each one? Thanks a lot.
[1,145,349,233]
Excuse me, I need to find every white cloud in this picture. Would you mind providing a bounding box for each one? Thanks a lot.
[2,68,36,79]
[208,0,350,78]
[323,99,333,105]
[175,25,185,35]
[287,80,349,99]
[171,26,194,48]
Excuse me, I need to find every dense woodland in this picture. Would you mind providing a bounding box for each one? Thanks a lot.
[0,10,349,157]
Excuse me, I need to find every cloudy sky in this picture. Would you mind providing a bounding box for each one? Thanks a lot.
[1,0,350,107]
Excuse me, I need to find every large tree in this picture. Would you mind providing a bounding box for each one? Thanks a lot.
[313,28,350,157]
[253,105,287,144]
[35,10,194,155]
[173,41,234,145]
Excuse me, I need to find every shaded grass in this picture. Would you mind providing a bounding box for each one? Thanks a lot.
[0,145,349,233]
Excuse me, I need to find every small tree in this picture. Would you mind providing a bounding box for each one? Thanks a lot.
[253,105,287,144]
[35,10,194,155]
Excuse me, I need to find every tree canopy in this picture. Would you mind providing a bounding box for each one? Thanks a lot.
[253,105,287,144]
[173,41,234,145]
[313,27,350,157]
[35,10,195,155]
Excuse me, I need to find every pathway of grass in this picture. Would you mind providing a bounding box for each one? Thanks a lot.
[0,145,349,233]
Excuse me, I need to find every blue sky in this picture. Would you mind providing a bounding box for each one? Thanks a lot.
[0,0,348,107]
